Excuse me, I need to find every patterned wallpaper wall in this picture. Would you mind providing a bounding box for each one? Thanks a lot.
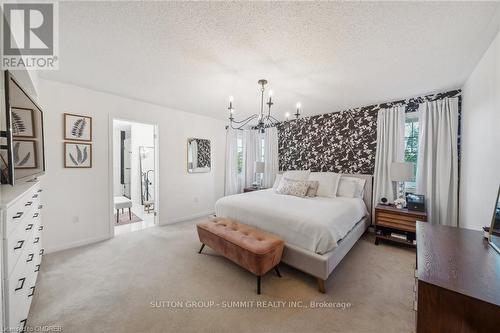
[277,90,461,174]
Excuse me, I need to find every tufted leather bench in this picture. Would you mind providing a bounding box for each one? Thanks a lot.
[197,218,284,294]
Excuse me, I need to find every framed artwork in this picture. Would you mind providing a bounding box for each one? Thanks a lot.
[64,113,92,142]
[64,142,92,168]
[12,140,37,169]
[11,107,35,138]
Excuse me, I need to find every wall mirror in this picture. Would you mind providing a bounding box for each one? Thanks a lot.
[139,146,155,205]
[187,138,211,173]
[489,185,500,253]
[120,129,131,198]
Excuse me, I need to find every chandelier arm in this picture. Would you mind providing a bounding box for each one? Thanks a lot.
[268,115,281,123]
[230,114,259,124]
[230,115,259,129]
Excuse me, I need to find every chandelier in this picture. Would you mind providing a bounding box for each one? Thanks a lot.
[227,79,301,133]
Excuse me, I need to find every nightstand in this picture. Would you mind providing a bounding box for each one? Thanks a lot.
[243,187,267,193]
[374,204,427,247]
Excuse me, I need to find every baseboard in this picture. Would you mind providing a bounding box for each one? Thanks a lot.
[44,234,111,254]
[162,211,214,225]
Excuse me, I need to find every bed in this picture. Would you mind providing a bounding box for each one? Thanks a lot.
[214,174,373,292]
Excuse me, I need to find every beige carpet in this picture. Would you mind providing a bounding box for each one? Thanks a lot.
[27,218,416,333]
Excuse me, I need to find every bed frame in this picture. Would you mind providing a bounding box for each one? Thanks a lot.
[280,174,373,293]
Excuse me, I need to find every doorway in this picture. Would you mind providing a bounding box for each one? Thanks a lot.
[112,119,158,235]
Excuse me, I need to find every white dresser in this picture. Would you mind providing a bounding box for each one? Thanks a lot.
[0,181,44,332]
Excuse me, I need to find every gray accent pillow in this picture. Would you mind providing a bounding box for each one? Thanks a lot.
[306,180,320,197]
[276,177,310,198]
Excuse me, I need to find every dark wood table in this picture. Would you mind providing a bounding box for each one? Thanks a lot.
[415,222,500,332]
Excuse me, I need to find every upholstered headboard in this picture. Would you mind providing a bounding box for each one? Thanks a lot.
[342,174,374,224]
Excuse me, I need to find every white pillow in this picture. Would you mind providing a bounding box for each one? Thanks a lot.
[282,170,310,181]
[307,172,341,198]
[272,174,283,190]
[337,176,366,198]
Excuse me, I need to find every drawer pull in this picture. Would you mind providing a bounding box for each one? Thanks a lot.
[38,225,44,231]
[37,189,43,193]
[39,249,44,255]
[25,201,33,206]
[26,223,34,231]
[35,264,40,272]
[32,194,38,199]
[28,286,35,297]
[15,277,26,291]
[26,253,34,262]
[38,204,43,209]
[14,240,25,250]
[13,211,24,219]
[33,212,39,218]
[33,237,40,244]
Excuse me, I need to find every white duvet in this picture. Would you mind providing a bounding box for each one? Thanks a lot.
[215,189,368,254]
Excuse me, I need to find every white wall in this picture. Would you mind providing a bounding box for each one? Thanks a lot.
[38,79,226,253]
[460,29,500,230]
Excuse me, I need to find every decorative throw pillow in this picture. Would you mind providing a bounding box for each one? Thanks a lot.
[276,177,310,198]
[337,176,366,198]
[308,172,341,198]
[306,180,320,197]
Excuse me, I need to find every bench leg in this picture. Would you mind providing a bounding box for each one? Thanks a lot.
[257,276,261,295]
[198,244,205,254]
[116,209,119,223]
[128,207,132,220]
[317,278,326,293]
[274,266,282,278]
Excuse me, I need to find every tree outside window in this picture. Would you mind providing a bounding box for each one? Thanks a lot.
[404,116,419,192]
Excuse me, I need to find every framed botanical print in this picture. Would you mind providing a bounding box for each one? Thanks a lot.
[64,113,92,142]
[64,142,92,168]
[11,107,35,138]
[12,140,37,169]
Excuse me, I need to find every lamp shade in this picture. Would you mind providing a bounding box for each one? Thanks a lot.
[390,162,414,181]
[255,161,265,174]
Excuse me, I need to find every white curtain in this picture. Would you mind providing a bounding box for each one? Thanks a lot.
[243,129,258,188]
[417,98,459,226]
[373,106,406,209]
[224,128,240,196]
[263,127,279,188]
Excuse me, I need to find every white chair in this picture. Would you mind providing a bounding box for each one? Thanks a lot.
[114,196,132,223]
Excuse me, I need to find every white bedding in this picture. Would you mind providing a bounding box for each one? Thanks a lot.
[214,189,368,254]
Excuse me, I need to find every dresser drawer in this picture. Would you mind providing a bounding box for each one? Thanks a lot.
[5,206,42,277]
[5,185,41,237]
[376,212,418,232]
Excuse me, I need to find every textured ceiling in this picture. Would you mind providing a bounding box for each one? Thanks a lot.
[40,1,500,121]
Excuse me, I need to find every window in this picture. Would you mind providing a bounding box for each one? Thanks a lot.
[404,114,419,192]
[237,135,243,175]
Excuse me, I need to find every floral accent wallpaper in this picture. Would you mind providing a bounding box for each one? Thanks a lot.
[277,90,461,174]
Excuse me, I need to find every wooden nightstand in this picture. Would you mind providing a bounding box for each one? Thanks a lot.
[374,204,427,247]
[243,187,267,193]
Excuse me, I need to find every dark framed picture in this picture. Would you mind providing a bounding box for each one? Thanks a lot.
[64,142,92,168]
[64,113,92,142]
[12,140,37,169]
[11,107,35,138]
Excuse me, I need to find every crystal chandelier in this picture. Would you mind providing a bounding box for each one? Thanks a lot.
[227,79,301,133]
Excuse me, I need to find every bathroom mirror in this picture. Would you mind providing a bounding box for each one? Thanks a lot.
[187,138,211,173]
[488,185,500,254]
[139,146,155,205]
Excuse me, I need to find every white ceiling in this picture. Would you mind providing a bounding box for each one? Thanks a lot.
[40,1,500,121]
